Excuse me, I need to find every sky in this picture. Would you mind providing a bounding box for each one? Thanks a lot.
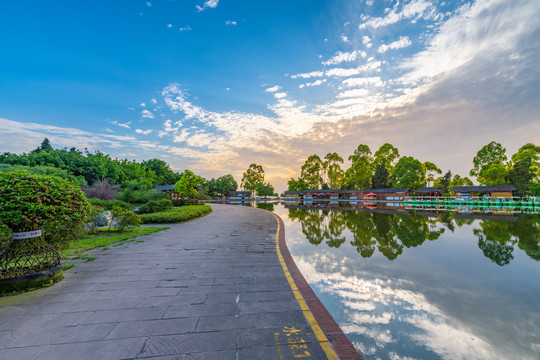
[1,0,539,192]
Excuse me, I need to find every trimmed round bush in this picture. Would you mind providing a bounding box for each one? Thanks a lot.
[0,171,89,249]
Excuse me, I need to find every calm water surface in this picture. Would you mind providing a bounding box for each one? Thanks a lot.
[269,202,540,360]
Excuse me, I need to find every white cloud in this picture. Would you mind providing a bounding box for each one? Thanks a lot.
[362,35,373,49]
[322,50,367,66]
[140,102,146,107]
[274,92,287,99]
[197,0,219,11]
[265,85,281,92]
[342,76,383,87]
[290,71,325,79]
[378,36,412,53]
[179,26,191,32]
[112,120,131,129]
[325,60,381,77]
[151,98,157,104]
[341,35,350,43]
[146,2,151,7]
[225,87,231,91]
[299,79,327,88]
[167,24,173,28]
[359,0,438,29]
[225,21,237,26]
[135,129,153,135]
[337,88,370,98]
[141,109,154,119]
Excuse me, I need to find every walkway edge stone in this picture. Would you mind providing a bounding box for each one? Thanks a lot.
[270,210,364,360]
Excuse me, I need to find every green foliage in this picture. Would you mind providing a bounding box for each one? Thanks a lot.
[0,171,89,248]
[439,171,452,195]
[373,143,400,170]
[241,163,265,195]
[256,182,275,197]
[139,205,212,224]
[174,170,205,199]
[0,164,86,187]
[423,161,442,187]
[117,178,163,203]
[111,206,141,232]
[300,155,323,189]
[86,205,110,234]
[344,144,373,189]
[204,174,238,196]
[470,141,507,177]
[138,199,174,214]
[0,139,175,188]
[141,158,181,185]
[449,174,474,187]
[371,162,389,189]
[324,152,344,188]
[87,198,130,210]
[391,156,425,189]
[171,198,199,206]
[477,163,509,185]
[287,177,309,191]
[507,157,534,197]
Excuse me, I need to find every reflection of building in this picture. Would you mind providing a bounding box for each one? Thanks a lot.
[227,191,252,200]
[153,185,179,199]
[452,185,516,198]
[283,188,412,201]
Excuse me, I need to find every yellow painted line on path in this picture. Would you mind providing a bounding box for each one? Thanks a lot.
[272,213,340,360]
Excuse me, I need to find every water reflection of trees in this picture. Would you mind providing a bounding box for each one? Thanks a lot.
[288,208,540,265]
[474,215,540,265]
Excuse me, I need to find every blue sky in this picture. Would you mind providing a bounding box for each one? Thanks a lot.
[1,0,539,191]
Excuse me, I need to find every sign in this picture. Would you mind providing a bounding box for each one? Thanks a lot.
[12,230,42,240]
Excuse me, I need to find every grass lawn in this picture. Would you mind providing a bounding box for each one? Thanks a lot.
[60,227,168,258]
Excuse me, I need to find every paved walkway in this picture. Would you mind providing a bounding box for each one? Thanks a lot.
[0,204,343,359]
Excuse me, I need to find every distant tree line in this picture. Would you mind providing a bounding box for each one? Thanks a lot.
[287,142,540,197]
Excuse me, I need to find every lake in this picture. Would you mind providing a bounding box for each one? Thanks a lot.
[269,202,540,360]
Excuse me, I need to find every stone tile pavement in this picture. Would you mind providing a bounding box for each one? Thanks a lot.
[0,204,338,359]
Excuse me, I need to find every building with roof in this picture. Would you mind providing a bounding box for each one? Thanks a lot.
[452,185,516,198]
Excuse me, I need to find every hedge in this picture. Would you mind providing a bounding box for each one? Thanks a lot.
[139,205,212,224]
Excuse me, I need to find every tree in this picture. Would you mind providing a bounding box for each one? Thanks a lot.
[204,174,238,196]
[241,163,265,196]
[30,138,53,154]
[287,177,309,191]
[507,157,534,197]
[470,141,507,177]
[256,182,275,197]
[300,155,324,189]
[439,171,452,195]
[477,163,509,186]
[423,161,442,187]
[344,144,373,189]
[373,143,400,171]
[142,159,181,185]
[391,156,425,189]
[324,152,344,188]
[174,170,204,199]
[450,174,474,187]
[371,162,389,189]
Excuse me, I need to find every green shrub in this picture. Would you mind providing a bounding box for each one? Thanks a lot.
[117,188,163,204]
[138,199,173,214]
[111,206,141,232]
[171,199,199,207]
[0,171,89,249]
[0,164,87,188]
[86,205,111,233]
[87,197,130,210]
[139,205,211,224]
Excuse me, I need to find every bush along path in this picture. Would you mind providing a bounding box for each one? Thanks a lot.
[139,204,212,224]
